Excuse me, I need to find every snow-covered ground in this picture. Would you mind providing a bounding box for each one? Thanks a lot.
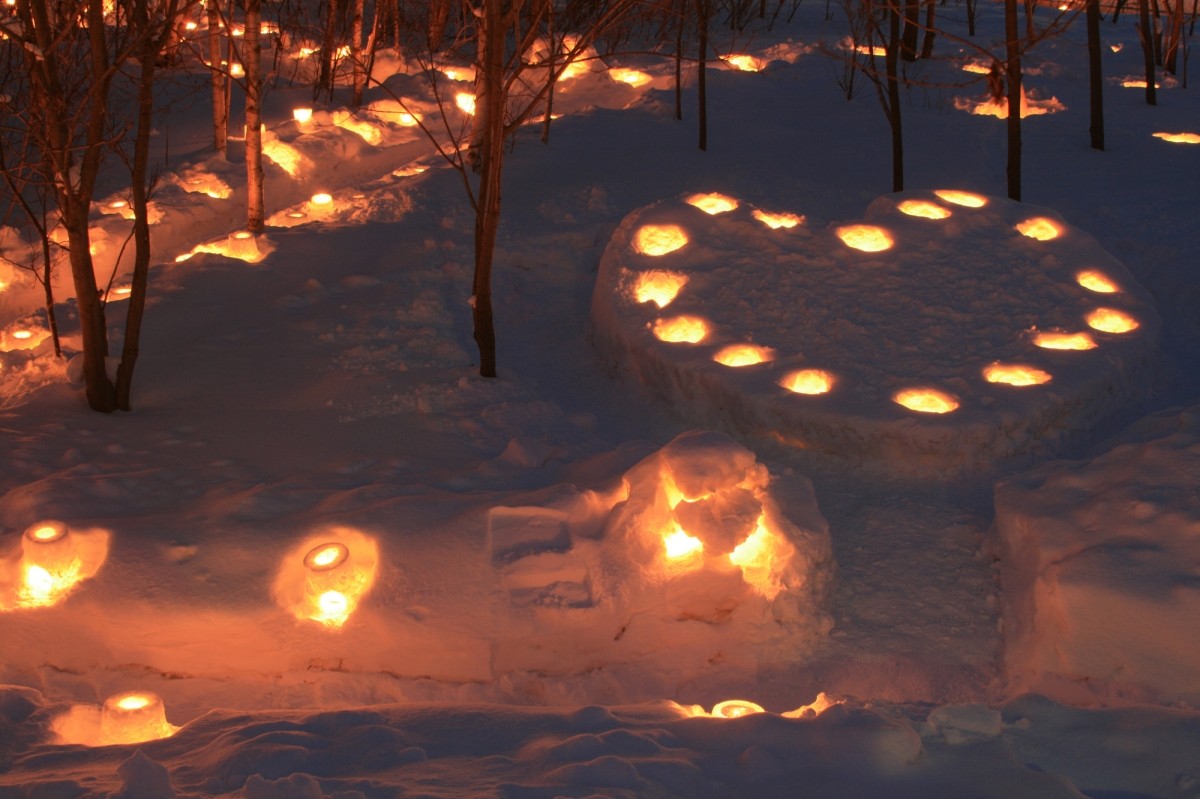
[2,1,1199,796]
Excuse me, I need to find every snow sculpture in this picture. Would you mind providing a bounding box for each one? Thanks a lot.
[591,190,1160,476]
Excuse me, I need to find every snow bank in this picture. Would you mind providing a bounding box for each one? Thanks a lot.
[591,190,1160,478]
[993,402,1200,707]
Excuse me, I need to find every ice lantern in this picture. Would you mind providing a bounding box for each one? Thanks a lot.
[303,542,361,626]
[99,691,175,745]
[19,520,83,606]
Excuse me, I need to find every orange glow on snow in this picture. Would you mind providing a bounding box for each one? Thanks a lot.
[783,692,844,719]
[1033,331,1097,350]
[728,516,793,599]
[293,107,313,124]
[893,388,959,414]
[712,699,766,718]
[961,61,991,74]
[1121,79,1160,88]
[633,224,689,256]
[713,344,774,367]
[956,85,1064,118]
[934,190,987,208]
[722,53,764,72]
[653,316,709,344]
[1076,270,1119,293]
[276,533,378,628]
[455,92,476,115]
[752,209,804,229]
[610,67,651,87]
[779,369,834,395]
[262,138,306,176]
[896,199,951,219]
[686,192,738,215]
[836,224,893,252]
[4,521,108,610]
[1153,132,1200,144]
[1110,43,1124,52]
[663,525,705,561]
[1086,308,1139,334]
[333,112,383,145]
[634,270,688,308]
[1016,217,1062,241]
[984,363,1052,386]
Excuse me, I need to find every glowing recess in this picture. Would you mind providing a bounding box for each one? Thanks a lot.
[1076,270,1118,293]
[653,316,709,344]
[1016,217,1062,241]
[893,388,959,414]
[1086,307,1139,334]
[984,363,1052,386]
[723,54,764,72]
[896,200,951,219]
[779,369,834,395]
[455,92,476,115]
[1153,132,1200,144]
[934,190,987,208]
[1033,331,1096,350]
[713,344,774,367]
[686,193,739,215]
[633,224,689,256]
[961,61,991,74]
[610,67,651,87]
[836,224,893,252]
[302,541,359,627]
[752,209,804,229]
[663,526,704,560]
[634,270,688,308]
[293,107,313,123]
[711,699,766,718]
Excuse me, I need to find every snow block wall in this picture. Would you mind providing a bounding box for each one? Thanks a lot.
[993,403,1200,708]
[590,190,1160,478]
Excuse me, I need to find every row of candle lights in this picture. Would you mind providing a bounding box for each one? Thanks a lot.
[625,190,1142,415]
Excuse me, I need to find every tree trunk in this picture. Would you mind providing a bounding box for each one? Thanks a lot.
[208,2,228,156]
[1138,0,1158,104]
[245,0,265,232]
[920,0,936,59]
[966,0,976,36]
[472,0,506,378]
[1162,0,1182,73]
[887,0,904,191]
[1086,0,1105,151]
[350,0,367,106]
[901,0,919,61]
[1005,0,1022,201]
[674,0,684,121]
[318,0,341,99]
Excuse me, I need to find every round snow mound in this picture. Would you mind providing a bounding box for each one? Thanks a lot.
[591,190,1160,477]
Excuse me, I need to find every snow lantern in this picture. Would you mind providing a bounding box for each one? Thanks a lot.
[1153,132,1200,144]
[1033,330,1096,350]
[293,106,313,125]
[609,67,651,87]
[18,521,83,607]
[711,699,766,718]
[893,388,959,414]
[653,316,709,344]
[836,224,893,252]
[896,199,951,219]
[634,270,688,308]
[713,344,774,367]
[1086,307,1139,334]
[1076,270,1119,293]
[99,691,175,745]
[984,363,1052,386]
[302,542,360,626]
[1016,217,1062,241]
[309,192,334,216]
[752,209,804,229]
[633,224,689,256]
[455,92,476,115]
[227,230,260,260]
[779,369,834,395]
[722,53,765,72]
[686,192,739,215]
[934,189,987,208]
[2,323,49,352]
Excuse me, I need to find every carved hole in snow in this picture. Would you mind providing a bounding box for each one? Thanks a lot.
[633,224,689,256]
[1153,132,1200,144]
[1076,270,1119,293]
[934,189,987,208]
[984,363,1052,386]
[713,344,774,367]
[1016,217,1062,241]
[712,699,766,718]
[1086,307,1139,334]
[752,209,804,229]
[610,67,652,87]
[722,53,764,72]
[1033,331,1097,350]
[896,199,951,219]
[634,270,688,308]
[779,369,834,395]
[653,316,709,344]
[893,388,959,414]
[686,193,739,215]
[836,224,893,252]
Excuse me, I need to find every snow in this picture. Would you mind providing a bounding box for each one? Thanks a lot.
[2,1,1200,797]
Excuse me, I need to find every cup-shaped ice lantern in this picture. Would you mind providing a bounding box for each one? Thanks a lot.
[293,106,313,126]
[227,230,259,260]
[20,520,82,606]
[303,542,361,626]
[99,691,174,745]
